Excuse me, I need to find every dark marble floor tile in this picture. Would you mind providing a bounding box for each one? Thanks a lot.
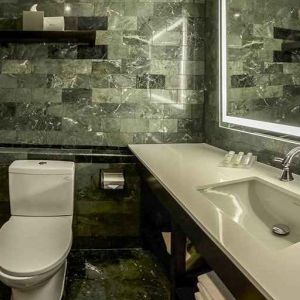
[65,249,170,300]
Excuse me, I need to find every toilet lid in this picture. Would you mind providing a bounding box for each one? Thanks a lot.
[0,216,72,277]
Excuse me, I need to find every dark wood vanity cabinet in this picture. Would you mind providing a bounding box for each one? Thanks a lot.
[139,162,266,300]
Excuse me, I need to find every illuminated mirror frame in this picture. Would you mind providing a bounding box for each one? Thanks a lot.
[219,0,300,138]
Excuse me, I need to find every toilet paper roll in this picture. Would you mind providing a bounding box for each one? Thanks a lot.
[101,170,125,190]
[44,17,65,31]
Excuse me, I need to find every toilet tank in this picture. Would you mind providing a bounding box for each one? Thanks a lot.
[9,160,75,217]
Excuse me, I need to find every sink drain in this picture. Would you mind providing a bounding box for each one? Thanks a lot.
[272,224,290,236]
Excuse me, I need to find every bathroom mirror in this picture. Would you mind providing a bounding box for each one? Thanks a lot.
[220,0,300,139]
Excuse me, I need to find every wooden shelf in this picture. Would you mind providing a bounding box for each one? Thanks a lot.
[0,30,96,44]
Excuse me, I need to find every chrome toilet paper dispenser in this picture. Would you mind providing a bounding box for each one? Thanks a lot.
[100,169,125,190]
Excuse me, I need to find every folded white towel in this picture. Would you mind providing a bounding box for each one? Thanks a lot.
[197,272,235,300]
[195,291,205,300]
[197,283,213,300]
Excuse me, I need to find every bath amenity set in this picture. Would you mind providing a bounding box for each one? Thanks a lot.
[220,151,257,168]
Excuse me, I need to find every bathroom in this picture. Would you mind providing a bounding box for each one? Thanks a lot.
[0,0,299,299]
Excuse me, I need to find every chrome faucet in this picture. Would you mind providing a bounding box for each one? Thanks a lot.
[274,146,300,181]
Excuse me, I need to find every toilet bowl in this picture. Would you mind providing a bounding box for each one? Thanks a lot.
[0,160,75,300]
[0,261,67,300]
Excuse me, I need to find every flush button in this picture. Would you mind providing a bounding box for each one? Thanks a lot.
[39,161,47,165]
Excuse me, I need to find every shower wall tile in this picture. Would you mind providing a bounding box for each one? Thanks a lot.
[0,0,205,146]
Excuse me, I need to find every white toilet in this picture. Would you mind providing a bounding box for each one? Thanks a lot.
[0,160,75,300]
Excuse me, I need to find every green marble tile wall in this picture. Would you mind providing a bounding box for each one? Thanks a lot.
[0,0,205,146]
[204,0,300,174]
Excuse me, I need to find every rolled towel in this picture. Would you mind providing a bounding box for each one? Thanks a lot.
[197,272,235,300]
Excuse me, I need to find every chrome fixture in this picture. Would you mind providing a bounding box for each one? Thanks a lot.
[272,224,290,236]
[274,146,300,181]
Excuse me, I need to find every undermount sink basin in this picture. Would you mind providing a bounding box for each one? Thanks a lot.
[198,178,300,250]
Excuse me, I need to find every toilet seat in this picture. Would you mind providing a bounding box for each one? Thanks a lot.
[0,216,72,277]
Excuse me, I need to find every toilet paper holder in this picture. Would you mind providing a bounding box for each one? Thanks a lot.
[100,169,125,190]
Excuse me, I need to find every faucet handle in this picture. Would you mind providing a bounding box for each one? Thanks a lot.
[280,166,294,182]
[274,157,284,165]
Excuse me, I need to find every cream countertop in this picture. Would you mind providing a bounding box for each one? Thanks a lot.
[129,143,300,300]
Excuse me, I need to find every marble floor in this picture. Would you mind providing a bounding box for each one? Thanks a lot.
[0,249,170,300]
[65,249,170,300]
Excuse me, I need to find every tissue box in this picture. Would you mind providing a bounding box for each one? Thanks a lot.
[23,11,44,31]
[44,17,65,31]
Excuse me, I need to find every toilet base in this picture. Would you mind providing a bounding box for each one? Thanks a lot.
[11,261,67,300]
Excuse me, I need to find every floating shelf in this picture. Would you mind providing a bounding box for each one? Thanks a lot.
[0,30,96,44]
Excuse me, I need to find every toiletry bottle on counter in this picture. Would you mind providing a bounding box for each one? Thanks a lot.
[242,153,253,167]
[233,152,244,166]
[223,151,235,165]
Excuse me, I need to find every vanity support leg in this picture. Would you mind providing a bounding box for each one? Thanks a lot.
[171,222,186,300]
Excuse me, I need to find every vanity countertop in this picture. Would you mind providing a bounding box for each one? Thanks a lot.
[129,143,300,300]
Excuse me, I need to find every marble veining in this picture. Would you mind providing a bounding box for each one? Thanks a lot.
[0,0,205,146]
